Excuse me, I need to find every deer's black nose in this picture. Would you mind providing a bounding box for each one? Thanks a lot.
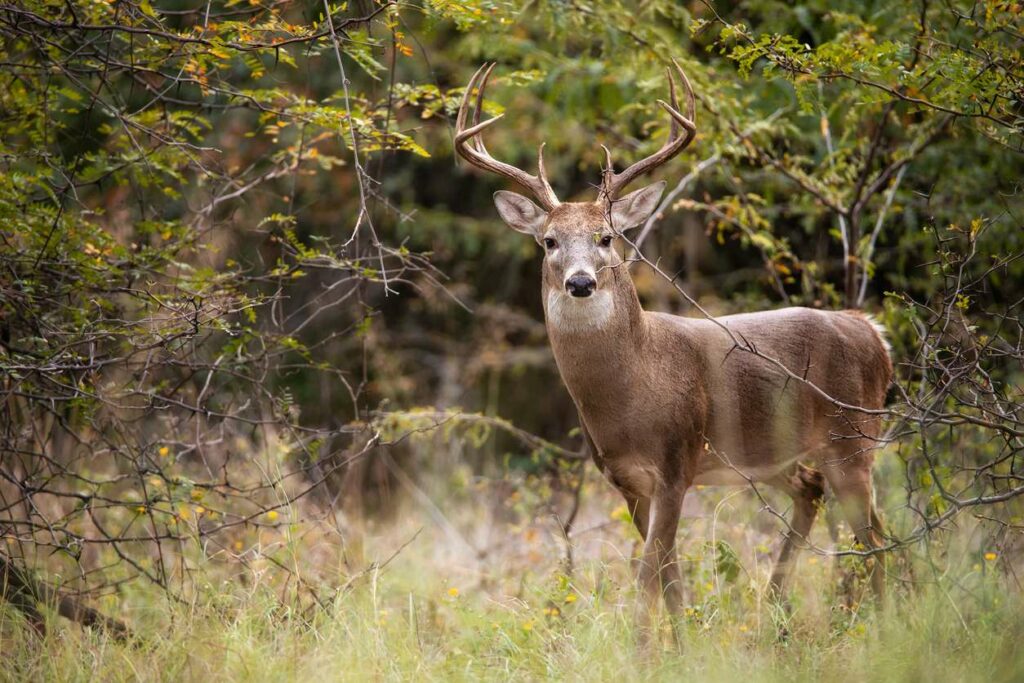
[565,272,596,298]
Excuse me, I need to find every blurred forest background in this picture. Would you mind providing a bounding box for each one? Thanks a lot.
[1,0,1024,678]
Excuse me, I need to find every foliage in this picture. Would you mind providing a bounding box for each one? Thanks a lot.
[0,0,440,604]
[0,0,1022,665]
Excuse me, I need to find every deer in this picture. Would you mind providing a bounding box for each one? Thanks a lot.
[454,61,893,637]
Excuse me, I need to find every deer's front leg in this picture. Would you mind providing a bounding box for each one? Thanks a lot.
[582,417,654,547]
[635,483,686,645]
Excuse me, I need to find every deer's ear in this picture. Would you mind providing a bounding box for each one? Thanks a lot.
[493,191,548,236]
[608,181,666,231]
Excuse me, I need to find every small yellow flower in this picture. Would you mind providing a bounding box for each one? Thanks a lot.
[194,506,205,516]
[522,620,534,632]
[738,624,749,633]
[807,556,819,565]
[447,587,459,597]
[266,510,279,521]
[984,552,998,561]
[158,446,169,457]
[135,505,146,514]
[564,593,577,604]
[233,540,244,552]
[610,504,630,522]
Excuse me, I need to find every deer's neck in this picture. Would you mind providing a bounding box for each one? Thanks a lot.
[543,266,647,409]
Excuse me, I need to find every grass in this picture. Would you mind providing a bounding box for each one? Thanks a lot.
[2,468,1022,682]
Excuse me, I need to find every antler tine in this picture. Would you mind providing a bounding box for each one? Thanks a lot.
[459,63,500,158]
[666,65,679,141]
[453,63,561,211]
[471,62,496,155]
[602,59,698,199]
[674,58,697,125]
[455,63,488,142]
[537,142,557,202]
[666,58,696,133]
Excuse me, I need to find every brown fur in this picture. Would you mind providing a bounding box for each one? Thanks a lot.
[521,199,893,626]
[457,59,890,635]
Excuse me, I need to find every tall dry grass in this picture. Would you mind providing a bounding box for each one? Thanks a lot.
[2,454,1021,682]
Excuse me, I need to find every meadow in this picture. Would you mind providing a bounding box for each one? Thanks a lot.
[4,459,1021,682]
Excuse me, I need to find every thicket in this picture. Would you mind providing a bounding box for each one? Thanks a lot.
[1,0,1022,639]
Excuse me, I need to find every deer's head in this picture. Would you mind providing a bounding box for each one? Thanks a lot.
[455,62,696,326]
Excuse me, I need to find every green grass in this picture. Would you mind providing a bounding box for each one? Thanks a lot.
[2,563,1020,682]
[3,477,1022,682]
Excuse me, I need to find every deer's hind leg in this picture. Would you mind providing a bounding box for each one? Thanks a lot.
[821,440,886,603]
[622,493,651,541]
[768,463,825,601]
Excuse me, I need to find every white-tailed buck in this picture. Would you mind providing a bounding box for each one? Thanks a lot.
[455,62,892,630]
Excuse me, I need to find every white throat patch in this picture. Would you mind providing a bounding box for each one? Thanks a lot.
[546,289,615,333]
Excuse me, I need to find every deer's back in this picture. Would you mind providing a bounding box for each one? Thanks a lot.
[645,306,891,482]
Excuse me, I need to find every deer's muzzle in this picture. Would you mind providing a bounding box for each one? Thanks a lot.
[565,272,596,298]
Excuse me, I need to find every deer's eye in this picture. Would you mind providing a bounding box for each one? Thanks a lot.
[600,235,613,248]
[543,237,557,250]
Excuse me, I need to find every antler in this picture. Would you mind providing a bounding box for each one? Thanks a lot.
[454,63,561,211]
[601,59,697,199]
